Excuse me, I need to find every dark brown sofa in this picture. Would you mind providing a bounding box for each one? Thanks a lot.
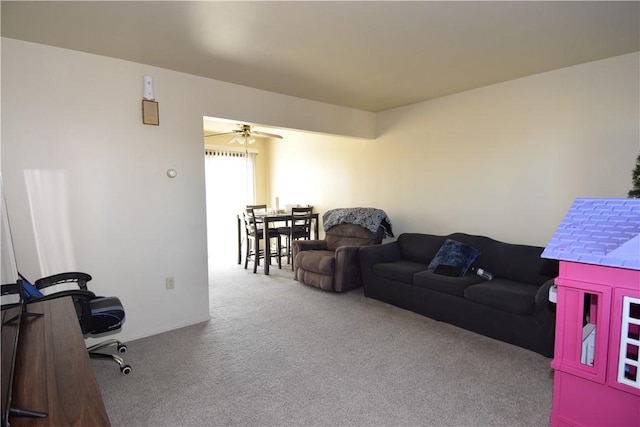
[359,232,559,356]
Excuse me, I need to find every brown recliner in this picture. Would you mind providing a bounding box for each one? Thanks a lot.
[292,223,384,292]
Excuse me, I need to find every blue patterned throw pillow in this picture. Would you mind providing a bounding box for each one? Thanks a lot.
[427,239,481,277]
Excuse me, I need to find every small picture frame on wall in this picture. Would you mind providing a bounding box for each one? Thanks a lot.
[142,100,159,125]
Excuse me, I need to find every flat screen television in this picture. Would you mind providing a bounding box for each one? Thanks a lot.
[0,175,46,426]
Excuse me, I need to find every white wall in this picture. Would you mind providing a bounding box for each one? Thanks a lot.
[2,38,638,343]
[0,38,374,342]
[269,53,639,246]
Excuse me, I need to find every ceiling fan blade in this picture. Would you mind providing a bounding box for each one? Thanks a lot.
[252,131,283,139]
[204,130,240,138]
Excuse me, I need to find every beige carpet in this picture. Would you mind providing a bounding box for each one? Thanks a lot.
[91,263,554,426]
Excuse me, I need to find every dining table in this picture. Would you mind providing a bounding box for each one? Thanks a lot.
[237,211,319,275]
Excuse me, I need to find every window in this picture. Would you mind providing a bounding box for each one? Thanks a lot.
[204,148,256,266]
[618,296,640,389]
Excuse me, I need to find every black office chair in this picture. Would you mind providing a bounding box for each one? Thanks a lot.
[19,272,132,374]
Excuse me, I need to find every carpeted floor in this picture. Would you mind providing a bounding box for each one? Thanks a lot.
[91,264,554,426]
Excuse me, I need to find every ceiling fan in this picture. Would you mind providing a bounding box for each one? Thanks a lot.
[204,124,283,144]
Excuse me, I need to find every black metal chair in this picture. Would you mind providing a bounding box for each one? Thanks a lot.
[19,272,132,374]
[277,206,314,269]
[243,207,282,273]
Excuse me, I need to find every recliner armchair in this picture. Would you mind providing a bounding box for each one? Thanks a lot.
[20,272,131,374]
[293,223,385,292]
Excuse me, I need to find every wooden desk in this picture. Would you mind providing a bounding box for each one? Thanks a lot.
[10,298,110,426]
[237,212,319,275]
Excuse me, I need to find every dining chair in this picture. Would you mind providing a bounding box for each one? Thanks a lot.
[277,206,314,270]
[243,207,282,273]
[245,204,274,233]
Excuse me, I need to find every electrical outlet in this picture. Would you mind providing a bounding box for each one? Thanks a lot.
[165,276,175,290]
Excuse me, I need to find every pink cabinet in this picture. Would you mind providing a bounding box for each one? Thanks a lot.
[542,198,640,427]
[550,263,639,426]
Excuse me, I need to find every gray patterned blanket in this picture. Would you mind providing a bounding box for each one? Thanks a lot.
[322,207,394,237]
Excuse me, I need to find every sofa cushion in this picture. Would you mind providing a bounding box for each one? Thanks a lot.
[463,279,539,315]
[397,233,447,264]
[427,239,481,276]
[372,260,426,284]
[479,242,557,285]
[413,270,484,297]
[448,233,497,256]
[295,250,335,275]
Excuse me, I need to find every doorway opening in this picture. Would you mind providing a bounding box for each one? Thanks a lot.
[204,147,256,269]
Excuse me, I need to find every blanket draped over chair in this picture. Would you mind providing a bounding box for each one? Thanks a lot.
[322,207,394,237]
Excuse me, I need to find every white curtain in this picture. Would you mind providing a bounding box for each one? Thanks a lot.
[204,149,256,267]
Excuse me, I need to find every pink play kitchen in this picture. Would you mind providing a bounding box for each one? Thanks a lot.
[543,198,639,426]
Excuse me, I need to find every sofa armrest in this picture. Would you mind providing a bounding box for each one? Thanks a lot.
[292,239,328,266]
[534,278,557,325]
[535,278,556,307]
[293,239,327,252]
[359,241,402,271]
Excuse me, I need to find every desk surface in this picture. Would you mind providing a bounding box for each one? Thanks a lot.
[11,297,110,427]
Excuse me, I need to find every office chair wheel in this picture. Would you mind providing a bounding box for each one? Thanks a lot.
[121,364,132,375]
[117,343,127,353]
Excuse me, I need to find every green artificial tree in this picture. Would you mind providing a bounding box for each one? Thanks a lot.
[629,153,640,198]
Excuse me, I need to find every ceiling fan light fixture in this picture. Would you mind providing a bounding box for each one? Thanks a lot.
[205,124,282,144]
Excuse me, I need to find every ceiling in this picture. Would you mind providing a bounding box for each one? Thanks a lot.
[2,1,638,113]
